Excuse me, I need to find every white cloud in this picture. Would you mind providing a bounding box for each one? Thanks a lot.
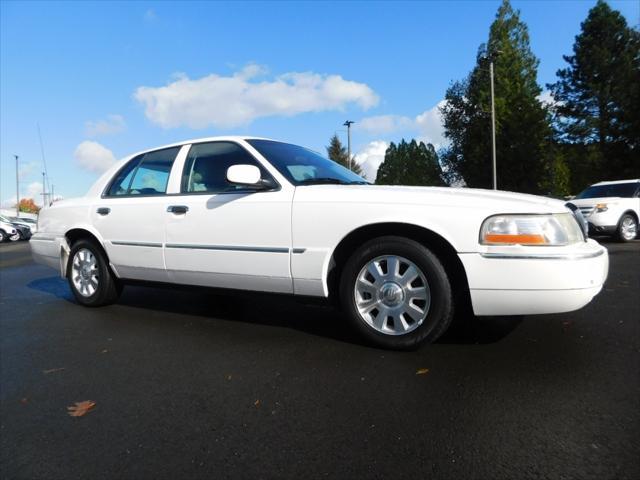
[357,115,413,135]
[2,181,48,208]
[26,181,45,206]
[74,141,117,173]
[537,90,556,107]
[144,9,157,23]
[358,100,447,149]
[354,140,389,182]
[415,100,447,148]
[134,65,380,129]
[18,161,39,180]
[85,114,126,137]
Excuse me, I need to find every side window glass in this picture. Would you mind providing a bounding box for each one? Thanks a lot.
[181,142,272,194]
[106,155,143,196]
[128,147,179,195]
[105,147,179,197]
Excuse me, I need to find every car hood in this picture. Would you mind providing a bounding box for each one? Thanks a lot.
[569,197,624,206]
[295,185,568,213]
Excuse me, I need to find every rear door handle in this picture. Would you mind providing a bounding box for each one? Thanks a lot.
[167,205,189,214]
[96,207,111,216]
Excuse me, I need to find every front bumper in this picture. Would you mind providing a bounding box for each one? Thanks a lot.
[588,222,616,236]
[459,239,609,316]
[17,227,32,240]
[582,208,621,234]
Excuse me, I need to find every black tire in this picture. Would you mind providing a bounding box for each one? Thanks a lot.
[0,230,5,243]
[617,214,638,242]
[339,236,454,350]
[68,238,122,307]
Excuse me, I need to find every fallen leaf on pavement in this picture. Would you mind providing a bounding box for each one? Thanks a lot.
[416,368,430,375]
[254,399,260,407]
[67,400,96,417]
[20,398,28,405]
[43,368,65,374]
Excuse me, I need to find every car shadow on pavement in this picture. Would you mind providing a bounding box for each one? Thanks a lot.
[27,276,75,302]
[27,276,522,346]
[440,314,523,345]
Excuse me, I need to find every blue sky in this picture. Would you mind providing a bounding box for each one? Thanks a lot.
[1,0,638,203]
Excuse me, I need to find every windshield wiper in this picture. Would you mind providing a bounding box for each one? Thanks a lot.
[297,178,371,186]
[297,177,349,185]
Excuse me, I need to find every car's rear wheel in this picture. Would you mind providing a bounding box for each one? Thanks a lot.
[340,236,453,350]
[68,239,122,307]
[617,214,638,242]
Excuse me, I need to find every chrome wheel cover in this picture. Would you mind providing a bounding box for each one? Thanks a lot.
[621,217,637,240]
[71,248,99,297]
[354,255,431,336]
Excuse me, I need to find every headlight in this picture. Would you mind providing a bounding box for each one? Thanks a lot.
[480,213,584,246]
[595,203,608,212]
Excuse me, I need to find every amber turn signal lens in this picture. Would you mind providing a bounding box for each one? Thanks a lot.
[484,234,547,245]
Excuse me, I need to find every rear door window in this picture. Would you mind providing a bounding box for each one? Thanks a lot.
[106,147,180,196]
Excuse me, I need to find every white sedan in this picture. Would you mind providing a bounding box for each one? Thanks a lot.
[31,137,609,349]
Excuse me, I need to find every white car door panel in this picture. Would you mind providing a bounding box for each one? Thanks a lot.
[92,197,167,281]
[92,146,181,282]
[163,141,294,293]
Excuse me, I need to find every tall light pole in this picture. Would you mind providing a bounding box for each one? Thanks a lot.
[490,61,497,190]
[343,120,355,170]
[14,155,20,216]
[42,171,47,207]
[486,51,503,190]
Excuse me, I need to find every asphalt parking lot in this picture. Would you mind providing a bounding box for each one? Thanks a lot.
[1,239,638,479]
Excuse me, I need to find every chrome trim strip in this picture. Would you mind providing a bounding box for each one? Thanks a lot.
[480,249,605,260]
[111,241,163,248]
[165,244,289,253]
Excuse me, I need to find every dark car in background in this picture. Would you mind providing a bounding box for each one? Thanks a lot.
[0,215,32,241]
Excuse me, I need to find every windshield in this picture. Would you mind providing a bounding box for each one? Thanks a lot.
[247,139,368,186]
[575,182,639,199]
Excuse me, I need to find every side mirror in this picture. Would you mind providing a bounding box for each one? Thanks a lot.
[226,164,262,186]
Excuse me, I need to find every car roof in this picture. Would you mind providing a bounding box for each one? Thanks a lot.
[131,136,276,157]
[592,179,639,186]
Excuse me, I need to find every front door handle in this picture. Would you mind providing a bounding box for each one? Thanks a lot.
[96,207,111,216]
[167,205,189,214]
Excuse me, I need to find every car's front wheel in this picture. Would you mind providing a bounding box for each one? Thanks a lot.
[68,239,122,307]
[617,214,638,242]
[340,236,453,350]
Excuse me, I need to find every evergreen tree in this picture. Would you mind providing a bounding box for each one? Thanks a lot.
[375,139,445,186]
[440,0,557,194]
[548,0,640,184]
[326,134,363,175]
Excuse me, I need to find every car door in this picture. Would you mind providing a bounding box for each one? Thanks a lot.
[91,146,182,282]
[163,141,294,293]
